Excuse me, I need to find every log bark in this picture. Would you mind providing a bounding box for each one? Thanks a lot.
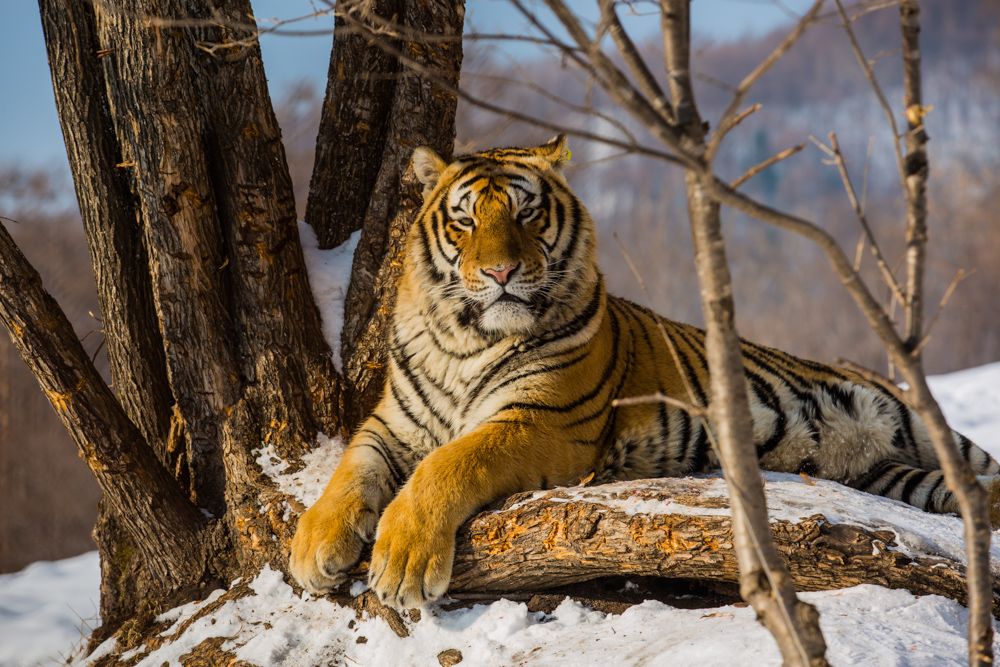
[450,479,999,616]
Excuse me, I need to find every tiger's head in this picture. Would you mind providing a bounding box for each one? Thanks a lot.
[406,135,599,340]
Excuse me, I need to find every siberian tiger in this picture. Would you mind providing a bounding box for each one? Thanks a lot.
[290,136,1000,609]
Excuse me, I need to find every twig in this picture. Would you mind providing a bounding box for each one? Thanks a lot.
[832,0,907,194]
[612,393,708,417]
[706,0,826,162]
[334,10,686,166]
[731,143,804,188]
[913,268,971,356]
[824,132,906,305]
[598,0,675,123]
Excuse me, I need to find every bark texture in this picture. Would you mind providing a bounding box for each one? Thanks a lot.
[0,224,221,593]
[329,0,465,426]
[449,481,997,615]
[305,0,403,250]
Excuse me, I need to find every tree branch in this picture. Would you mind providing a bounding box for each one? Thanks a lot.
[661,2,828,663]
[0,223,216,589]
[448,478,1000,617]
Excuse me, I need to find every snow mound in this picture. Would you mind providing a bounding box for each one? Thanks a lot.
[0,551,99,666]
[1,360,999,666]
[255,432,344,507]
[79,569,998,666]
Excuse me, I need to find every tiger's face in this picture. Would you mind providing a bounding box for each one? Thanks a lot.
[409,135,594,338]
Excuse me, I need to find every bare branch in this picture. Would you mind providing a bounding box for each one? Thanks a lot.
[0,222,215,588]
[598,0,675,123]
[824,132,906,305]
[707,0,826,162]
[335,10,686,166]
[731,143,805,188]
[612,392,708,417]
[899,0,931,352]
[832,0,907,193]
[914,268,971,356]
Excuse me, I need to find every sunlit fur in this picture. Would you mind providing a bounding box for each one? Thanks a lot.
[290,136,1000,609]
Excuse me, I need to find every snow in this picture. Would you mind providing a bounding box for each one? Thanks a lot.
[0,551,99,666]
[928,361,1000,461]
[72,572,1000,666]
[297,222,361,372]
[1,359,998,666]
[254,432,344,507]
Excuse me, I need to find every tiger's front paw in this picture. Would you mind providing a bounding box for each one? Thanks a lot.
[368,490,454,609]
[289,491,377,595]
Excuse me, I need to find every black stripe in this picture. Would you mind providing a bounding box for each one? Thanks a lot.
[355,442,403,488]
[747,369,786,455]
[417,216,445,283]
[389,342,452,429]
[389,380,438,441]
[499,305,622,416]
[925,475,945,509]
[900,468,929,505]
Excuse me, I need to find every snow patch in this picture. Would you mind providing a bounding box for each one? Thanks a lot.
[298,222,361,372]
[254,432,345,507]
[80,576,1000,666]
[0,552,99,666]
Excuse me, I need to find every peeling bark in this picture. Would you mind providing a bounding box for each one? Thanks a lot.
[449,481,996,616]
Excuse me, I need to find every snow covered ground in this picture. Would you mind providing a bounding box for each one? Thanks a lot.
[0,360,996,666]
[0,552,99,666]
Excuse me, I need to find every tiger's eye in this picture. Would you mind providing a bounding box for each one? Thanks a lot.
[518,207,537,223]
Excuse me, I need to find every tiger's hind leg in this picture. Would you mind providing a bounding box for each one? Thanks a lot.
[850,460,1000,528]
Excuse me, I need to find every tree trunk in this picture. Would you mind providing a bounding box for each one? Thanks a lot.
[311,0,466,426]
[661,2,827,663]
[29,0,465,642]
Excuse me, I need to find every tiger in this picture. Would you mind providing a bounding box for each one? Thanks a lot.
[290,135,1000,610]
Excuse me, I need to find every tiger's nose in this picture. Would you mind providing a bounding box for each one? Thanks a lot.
[482,262,519,286]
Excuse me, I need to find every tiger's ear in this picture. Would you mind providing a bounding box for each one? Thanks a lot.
[531,134,571,170]
[411,146,448,195]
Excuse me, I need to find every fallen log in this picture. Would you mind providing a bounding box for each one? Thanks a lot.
[449,474,1000,615]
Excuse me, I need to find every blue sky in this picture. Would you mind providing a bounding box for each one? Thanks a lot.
[0,0,815,172]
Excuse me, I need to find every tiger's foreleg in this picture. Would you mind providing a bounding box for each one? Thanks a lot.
[367,419,597,609]
[290,416,410,594]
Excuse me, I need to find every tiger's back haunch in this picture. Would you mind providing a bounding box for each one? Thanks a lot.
[289,136,1000,610]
